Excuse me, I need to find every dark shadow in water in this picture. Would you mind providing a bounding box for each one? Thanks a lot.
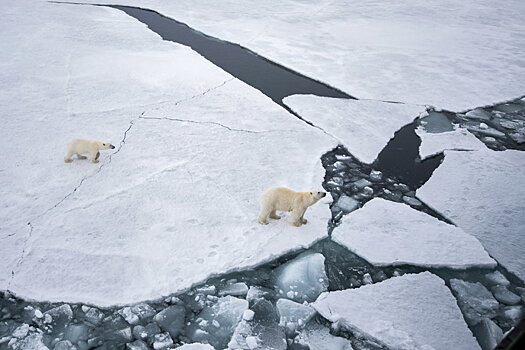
[109,5,353,110]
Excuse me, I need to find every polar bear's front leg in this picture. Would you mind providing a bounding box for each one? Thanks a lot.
[300,214,307,225]
[95,151,100,160]
[64,150,74,163]
[258,206,272,225]
[290,208,306,227]
[90,151,99,163]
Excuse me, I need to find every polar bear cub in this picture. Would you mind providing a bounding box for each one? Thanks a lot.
[64,138,115,163]
[258,187,326,227]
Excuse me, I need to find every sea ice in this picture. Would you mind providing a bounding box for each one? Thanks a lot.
[333,195,359,214]
[177,344,214,350]
[219,283,249,297]
[228,299,286,350]
[313,272,480,350]
[295,322,354,350]
[276,299,316,328]
[418,149,525,281]
[416,125,485,159]
[284,96,424,163]
[153,305,186,338]
[485,271,510,287]
[81,0,525,110]
[189,296,248,349]
[449,279,500,326]
[474,318,503,350]
[274,252,329,303]
[332,198,495,269]
[491,286,521,306]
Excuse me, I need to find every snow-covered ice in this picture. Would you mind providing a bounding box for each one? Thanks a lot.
[81,0,525,111]
[0,1,336,306]
[284,96,424,163]
[332,198,495,269]
[449,279,500,326]
[418,149,525,281]
[416,125,485,159]
[313,272,480,350]
[177,344,214,350]
[295,322,354,350]
[274,252,329,303]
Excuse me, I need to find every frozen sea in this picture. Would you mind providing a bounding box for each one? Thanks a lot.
[0,1,524,349]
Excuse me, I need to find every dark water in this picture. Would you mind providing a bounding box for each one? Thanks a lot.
[110,5,353,110]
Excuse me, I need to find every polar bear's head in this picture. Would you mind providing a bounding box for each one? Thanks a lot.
[309,190,327,201]
[98,141,116,150]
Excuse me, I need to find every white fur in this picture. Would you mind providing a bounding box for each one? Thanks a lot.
[257,187,326,227]
[64,138,115,163]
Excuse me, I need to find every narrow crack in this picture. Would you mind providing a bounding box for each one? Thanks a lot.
[7,222,33,292]
[139,115,260,133]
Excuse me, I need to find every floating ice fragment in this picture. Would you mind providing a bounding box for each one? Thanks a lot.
[54,340,74,350]
[9,333,48,350]
[276,299,316,328]
[361,273,373,285]
[153,332,174,350]
[220,283,249,297]
[190,296,248,349]
[274,252,328,302]
[153,305,186,338]
[64,323,89,344]
[83,307,104,325]
[313,272,479,350]
[449,279,499,325]
[127,340,149,350]
[295,322,354,350]
[12,324,29,339]
[466,108,492,121]
[353,179,371,189]
[118,307,139,325]
[474,318,503,350]
[246,336,258,349]
[333,196,359,214]
[34,310,43,319]
[491,286,521,305]
[228,300,286,350]
[243,310,254,321]
[369,170,382,182]
[177,344,215,350]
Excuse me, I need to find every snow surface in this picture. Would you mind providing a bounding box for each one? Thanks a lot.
[0,0,334,306]
[417,149,525,282]
[284,96,424,163]
[296,322,354,350]
[332,198,495,269]
[313,272,480,350]
[79,0,525,111]
[416,125,485,159]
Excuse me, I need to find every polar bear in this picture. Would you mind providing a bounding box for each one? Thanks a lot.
[64,138,115,163]
[258,187,326,227]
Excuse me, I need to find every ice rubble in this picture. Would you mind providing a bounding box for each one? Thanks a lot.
[284,96,424,163]
[313,272,480,350]
[417,149,525,281]
[449,279,499,326]
[332,198,495,269]
[276,299,316,328]
[0,1,337,305]
[80,0,525,111]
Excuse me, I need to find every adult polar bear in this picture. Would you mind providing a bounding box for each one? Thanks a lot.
[64,138,115,163]
[258,187,326,226]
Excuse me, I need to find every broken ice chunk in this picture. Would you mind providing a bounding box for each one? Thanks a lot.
[474,318,503,350]
[313,272,479,350]
[228,300,286,350]
[84,307,104,325]
[219,282,249,297]
[353,179,371,189]
[491,286,521,305]
[274,252,328,302]
[153,332,174,350]
[127,340,149,350]
[333,195,359,214]
[12,324,29,339]
[402,196,422,207]
[369,170,382,182]
[189,296,248,349]
[465,108,492,121]
[64,323,89,344]
[276,299,316,328]
[9,333,48,350]
[153,305,186,339]
[294,322,354,350]
[246,286,272,304]
[449,279,500,325]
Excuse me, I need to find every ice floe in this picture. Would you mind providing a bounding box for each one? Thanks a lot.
[417,149,525,281]
[80,0,525,110]
[449,279,500,326]
[416,125,485,159]
[284,96,424,163]
[0,0,335,306]
[313,272,480,350]
[332,198,495,269]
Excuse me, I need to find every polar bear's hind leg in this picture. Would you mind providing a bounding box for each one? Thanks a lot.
[269,210,281,220]
[76,153,87,160]
[64,150,74,163]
